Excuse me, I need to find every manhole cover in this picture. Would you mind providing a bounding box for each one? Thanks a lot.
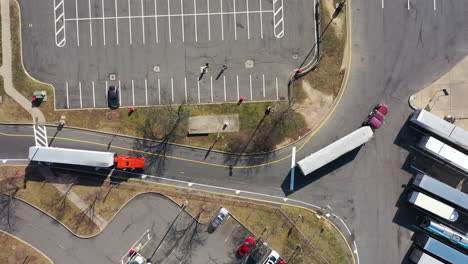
[292,53,299,60]
[106,112,120,121]
[153,66,160,72]
[109,74,116,81]
[245,60,254,68]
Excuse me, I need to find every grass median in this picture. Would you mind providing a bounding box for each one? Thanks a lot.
[0,166,352,263]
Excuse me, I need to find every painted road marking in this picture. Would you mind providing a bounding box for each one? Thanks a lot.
[79,81,82,108]
[181,0,185,42]
[102,0,106,45]
[407,0,410,10]
[210,76,213,102]
[207,0,211,40]
[171,77,174,102]
[194,0,198,42]
[167,0,172,43]
[145,79,148,105]
[92,81,95,107]
[115,0,119,45]
[158,78,161,104]
[141,0,146,44]
[249,74,252,100]
[154,0,159,43]
[382,0,384,9]
[128,0,133,44]
[233,0,237,40]
[220,0,224,40]
[184,77,187,101]
[132,80,135,105]
[223,75,226,101]
[434,0,436,10]
[236,75,239,99]
[275,77,278,100]
[290,146,296,191]
[105,80,108,99]
[273,0,284,38]
[88,0,93,46]
[259,0,263,39]
[262,74,265,98]
[53,0,66,47]
[197,80,201,103]
[75,0,79,46]
[246,0,250,39]
[66,82,69,108]
[118,80,122,106]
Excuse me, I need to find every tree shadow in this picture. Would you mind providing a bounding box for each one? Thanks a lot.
[281,146,363,196]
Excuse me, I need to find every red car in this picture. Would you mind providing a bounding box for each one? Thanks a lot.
[278,261,287,264]
[237,236,256,256]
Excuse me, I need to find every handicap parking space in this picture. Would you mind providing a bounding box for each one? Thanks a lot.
[19,0,315,109]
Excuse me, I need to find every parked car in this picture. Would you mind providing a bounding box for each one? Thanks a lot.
[237,236,257,256]
[278,260,287,264]
[262,250,280,264]
[107,85,120,109]
[208,207,229,233]
[249,242,268,262]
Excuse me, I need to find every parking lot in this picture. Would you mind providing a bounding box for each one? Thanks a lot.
[18,0,316,109]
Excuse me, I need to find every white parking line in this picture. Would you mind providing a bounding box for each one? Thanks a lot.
[181,0,185,42]
[102,0,106,45]
[79,81,83,108]
[407,0,410,10]
[167,0,172,43]
[115,0,119,45]
[171,77,174,102]
[259,0,263,39]
[145,79,148,105]
[118,80,122,105]
[141,0,145,44]
[220,0,224,40]
[246,0,250,39]
[236,75,239,99]
[88,0,93,46]
[184,77,187,101]
[249,74,252,100]
[210,76,213,102]
[223,75,226,101]
[434,0,436,10]
[158,78,161,104]
[194,0,198,42]
[381,0,384,9]
[275,77,278,100]
[262,74,265,98]
[105,80,108,99]
[233,0,237,40]
[197,80,201,103]
[207,0,211,40]
[75,0,79,46]
[92,81,95,107]
[154,0,159,43]
[66,82,69,108]
[128,0,132,44]
[132,80,135,105]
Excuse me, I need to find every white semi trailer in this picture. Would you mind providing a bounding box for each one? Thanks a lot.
[297,126,374,176]
[28,146,115,167]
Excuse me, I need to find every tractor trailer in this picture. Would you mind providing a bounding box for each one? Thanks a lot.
[28,146,145,170]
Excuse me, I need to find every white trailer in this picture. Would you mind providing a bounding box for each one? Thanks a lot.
[297,126,374,175]
[408,191,459,222]
[418,136,468,174]
[28,146,115,167]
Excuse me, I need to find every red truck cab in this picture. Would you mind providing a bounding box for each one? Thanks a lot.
[366,104,389,129]
[114,155,145,170]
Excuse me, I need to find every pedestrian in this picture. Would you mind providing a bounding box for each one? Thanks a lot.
[238,97,245,105]
[216,65,228,80]
[129,249,135,256]
[129,107,135,112]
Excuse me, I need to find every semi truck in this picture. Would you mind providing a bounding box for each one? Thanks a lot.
[408,191,459,222]
[297,126,374,176]
[28,146,145,170]
[418,136,468,174]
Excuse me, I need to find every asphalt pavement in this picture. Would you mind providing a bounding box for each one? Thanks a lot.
[2,0,468,263]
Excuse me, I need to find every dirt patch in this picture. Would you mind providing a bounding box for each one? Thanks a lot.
[324,0,345,39]
[296,80,334,129]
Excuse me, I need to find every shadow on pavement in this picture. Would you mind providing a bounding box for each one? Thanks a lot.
[280,146,363,196]
[24,163,108,187]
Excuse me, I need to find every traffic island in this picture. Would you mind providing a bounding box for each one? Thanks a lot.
[0,230,52,264]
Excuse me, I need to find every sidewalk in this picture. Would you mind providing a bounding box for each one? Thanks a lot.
[0,0,45,124]
[409,55,468,130]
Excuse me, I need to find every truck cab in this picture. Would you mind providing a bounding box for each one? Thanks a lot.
[114,155,146,170]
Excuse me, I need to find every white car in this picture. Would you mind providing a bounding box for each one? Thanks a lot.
[209,207,229,232]
[263,250,280,264]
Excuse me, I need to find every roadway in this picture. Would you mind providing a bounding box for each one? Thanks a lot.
[2,0,468,263]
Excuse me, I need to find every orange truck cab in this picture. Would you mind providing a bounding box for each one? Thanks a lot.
[114,155,146,170]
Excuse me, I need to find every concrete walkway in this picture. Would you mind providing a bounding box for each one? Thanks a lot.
[409,54,468,130]
[0,0,45,124]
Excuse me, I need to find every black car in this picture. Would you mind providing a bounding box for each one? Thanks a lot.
[107,85,119,109]
[248,242,268,263]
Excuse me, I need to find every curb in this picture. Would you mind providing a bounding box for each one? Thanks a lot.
[408,95,420,110]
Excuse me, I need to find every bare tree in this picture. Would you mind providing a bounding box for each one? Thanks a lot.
[0,177,22,231]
